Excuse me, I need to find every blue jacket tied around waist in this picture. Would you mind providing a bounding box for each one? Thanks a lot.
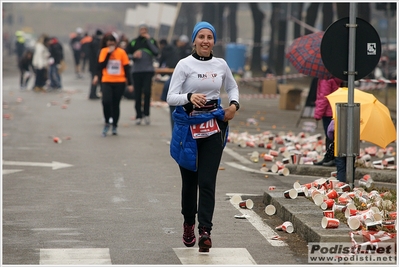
[170,105,228,172]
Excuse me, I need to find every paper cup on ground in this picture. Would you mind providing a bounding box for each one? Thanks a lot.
[345,208,358,218]
[320,199,335,210]
[323,210,335,218]
[263,154,274,161]
[278,168,290,176]
[326,189,338,199]
[265,204,276,215]
[230,194,242,204]
[297,187,309,197]
[284,189,298,199]
[321,217,340,229]
[282,221,294,233]
[271,164,279,173]
[293,181,301,190]
[313,194,326,206]
[239,199,254,209]
[347,216,361,230]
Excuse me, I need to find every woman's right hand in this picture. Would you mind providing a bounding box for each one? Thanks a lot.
[190,93,207,109]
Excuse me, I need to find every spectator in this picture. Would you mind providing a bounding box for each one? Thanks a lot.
[70,27,84,79]
[14,30,26,65]
[125,23,159,125]
[88,29,103,99]
[313,77,342,166]
[327,119,355,183]
[48,36,64,90]
[32,34,50,92]
[18,49,34,90]
[80,32,92,73]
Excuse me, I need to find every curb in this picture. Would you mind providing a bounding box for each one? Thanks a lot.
[262,190,364,244]
[285,164,397,184]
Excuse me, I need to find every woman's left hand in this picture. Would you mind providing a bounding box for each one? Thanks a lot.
[223,105,236,122]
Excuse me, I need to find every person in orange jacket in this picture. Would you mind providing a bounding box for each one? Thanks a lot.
[92,32,133,137]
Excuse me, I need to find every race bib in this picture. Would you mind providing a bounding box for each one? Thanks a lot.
[190,118,220,139]
[107,59,121,75]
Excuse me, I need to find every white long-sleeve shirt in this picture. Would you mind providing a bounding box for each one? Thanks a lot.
[166,55,239,106]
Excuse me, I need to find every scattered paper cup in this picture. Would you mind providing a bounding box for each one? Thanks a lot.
[323,210,335,218]
[265,204,276,215]
[284,189,298,199]
[321,217,340,229]
[326,189,338,199]
[320,199,335,210]
[313,194,326,206]
[230,194,242,204]
[347,216,361,230]
[278,168,290,176]
[276,221,294,233]
[239,199,254,209]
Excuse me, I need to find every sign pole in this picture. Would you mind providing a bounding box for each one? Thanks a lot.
[346,3,357,188]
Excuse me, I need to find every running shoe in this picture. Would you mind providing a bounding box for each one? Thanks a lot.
[182,223,196,247]
[198,227,212,252]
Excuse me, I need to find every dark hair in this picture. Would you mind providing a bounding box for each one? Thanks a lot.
[101,32,116,48]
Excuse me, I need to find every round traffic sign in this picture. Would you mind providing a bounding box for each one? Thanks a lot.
[321,17,381,81]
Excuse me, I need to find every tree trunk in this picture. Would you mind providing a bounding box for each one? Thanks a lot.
[305,3,319,35]
[227,3,238,43]
[249,3,264,75]
[292,3,303,38]
[200,3,225,56]
[322,3,334,30]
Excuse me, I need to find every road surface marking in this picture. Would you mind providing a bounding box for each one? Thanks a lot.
[223,147,253,164]
[3,160,73,170]
[173,248,256,265]
[225,161,265,174]
[2,169,23,175]
[227,194,287,247]
[40,248,111,265]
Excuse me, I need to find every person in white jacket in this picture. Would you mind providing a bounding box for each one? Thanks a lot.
[32,34,50,92]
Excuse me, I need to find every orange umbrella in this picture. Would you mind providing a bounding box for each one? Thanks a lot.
[326,87,396,148]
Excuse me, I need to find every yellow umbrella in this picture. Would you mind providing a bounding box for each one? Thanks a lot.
[326,87,396,148]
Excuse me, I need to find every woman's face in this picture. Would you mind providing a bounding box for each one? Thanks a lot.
[106,39,116,47]
[193,29,214,57]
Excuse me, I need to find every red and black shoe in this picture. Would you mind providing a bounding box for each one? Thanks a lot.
[182,223,196,247]
[198,228,212,252]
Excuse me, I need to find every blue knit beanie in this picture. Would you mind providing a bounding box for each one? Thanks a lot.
[191,21,217,44]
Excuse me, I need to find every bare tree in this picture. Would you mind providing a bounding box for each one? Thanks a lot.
[249,3,264,75]
[268,3,287,75]
[227,3,238,43]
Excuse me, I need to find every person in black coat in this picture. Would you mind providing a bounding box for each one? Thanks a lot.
[88,29,103,99]
[18,49,34,90]
[48,37,64,90]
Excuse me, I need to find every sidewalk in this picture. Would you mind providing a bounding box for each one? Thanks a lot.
[222,77,397,245]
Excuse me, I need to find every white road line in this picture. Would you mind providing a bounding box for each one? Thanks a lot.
[173,248,256,265]
[40,248,111,265]
[3,160,73,170]
[223,147,253,164]
[225,161,265,174]
[2,169,23,175]
[228,196,287,247]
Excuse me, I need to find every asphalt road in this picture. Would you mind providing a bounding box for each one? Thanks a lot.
[2,49,319,265]
[2,47,396,265]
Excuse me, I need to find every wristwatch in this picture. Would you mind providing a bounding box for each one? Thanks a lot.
[229,101,240,111]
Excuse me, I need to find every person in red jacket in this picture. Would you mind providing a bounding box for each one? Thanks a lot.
[314,76,342,166]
